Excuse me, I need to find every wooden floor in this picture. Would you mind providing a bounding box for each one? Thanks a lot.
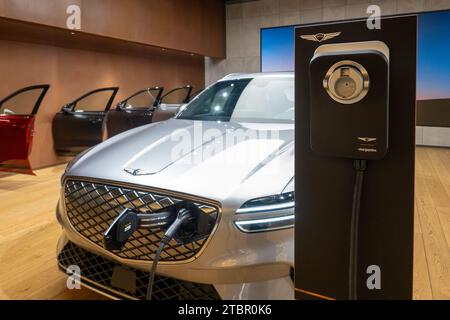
[414,147,450,299]
[0,147,449,300]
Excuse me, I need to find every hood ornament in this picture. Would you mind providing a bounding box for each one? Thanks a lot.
[124,168,152,176]
[300,32,341,42]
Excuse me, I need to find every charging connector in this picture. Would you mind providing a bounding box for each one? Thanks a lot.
[103,202,215,300]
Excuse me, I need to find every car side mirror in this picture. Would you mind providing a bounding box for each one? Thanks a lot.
[158,103,168,111]
[118,101,127,110]
[3,108,15,115]
[62,104,73,114]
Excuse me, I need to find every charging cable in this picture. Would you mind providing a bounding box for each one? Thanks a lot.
[103,206,199,300]
[146,208,193,300]
[349,159,367,300]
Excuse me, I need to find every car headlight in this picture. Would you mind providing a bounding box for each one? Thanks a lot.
[236,192,294,214]
[234,191,294,233]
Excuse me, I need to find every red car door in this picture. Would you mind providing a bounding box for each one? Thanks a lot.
[0,85,50,175]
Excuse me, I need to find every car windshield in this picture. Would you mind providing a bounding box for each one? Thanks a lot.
[177,76,294,123]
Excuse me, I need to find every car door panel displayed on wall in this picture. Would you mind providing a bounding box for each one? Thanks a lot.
[104,87,163,139]
[0,84,50,175]
[52,87,118,156]
[151,85,193,123]
[104,85,194,139]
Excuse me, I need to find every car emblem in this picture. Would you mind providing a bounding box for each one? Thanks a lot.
[300,32,341,42]
[124,168,152,176]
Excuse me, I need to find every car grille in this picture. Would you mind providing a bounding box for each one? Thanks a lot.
[58,241,221,300]
[64,179,219,262]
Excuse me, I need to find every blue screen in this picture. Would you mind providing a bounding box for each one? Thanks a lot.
[261,11,450,100]
[417,11,450,100]
[261,26,295,72]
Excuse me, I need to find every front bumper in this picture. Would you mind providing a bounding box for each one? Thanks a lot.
[56,181,295,300]
[57,234,294,300]
[58,239,221,300]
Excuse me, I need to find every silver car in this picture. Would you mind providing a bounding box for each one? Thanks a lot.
[56,72,295,300]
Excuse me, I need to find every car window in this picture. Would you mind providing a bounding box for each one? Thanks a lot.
[177,76,294,123]
[0,87,46,115]
[124,90,158,110]
[162,87,191,105]
[209,86,234,113]
[231,77,294,122]
[74,90,114,112]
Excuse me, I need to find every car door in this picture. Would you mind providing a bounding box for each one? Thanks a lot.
[152,85,193,123]
[0,84,50,175]
[52,87,118,156]
[103,87,163,139]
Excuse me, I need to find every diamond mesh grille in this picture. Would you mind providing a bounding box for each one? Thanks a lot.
[58,241,221,300]
[64,180,219,262]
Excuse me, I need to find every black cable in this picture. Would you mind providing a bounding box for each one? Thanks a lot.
[146,240,167,300]
[349,159,367,300]
[146,208,193,300]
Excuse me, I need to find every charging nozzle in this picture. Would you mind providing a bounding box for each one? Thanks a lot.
[103,202,216,252]
[161,208,193,243]
[103,209,140,251]
[102,203,216,300]
[103,208,175,251]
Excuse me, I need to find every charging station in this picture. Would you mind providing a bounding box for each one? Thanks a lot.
[295,16,417,300]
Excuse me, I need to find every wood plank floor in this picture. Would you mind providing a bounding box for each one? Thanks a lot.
[0,147,449,300]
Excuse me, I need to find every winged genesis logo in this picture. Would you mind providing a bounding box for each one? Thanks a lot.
[300,32,341,42]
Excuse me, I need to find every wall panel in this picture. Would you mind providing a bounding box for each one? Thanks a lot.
[207,0,450,84]
[0,0,226,58]
[0,39,204,169]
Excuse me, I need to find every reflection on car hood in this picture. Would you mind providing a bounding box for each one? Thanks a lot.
[68,118,294,204]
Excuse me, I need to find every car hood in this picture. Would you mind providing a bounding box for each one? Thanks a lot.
[67,118,294,205]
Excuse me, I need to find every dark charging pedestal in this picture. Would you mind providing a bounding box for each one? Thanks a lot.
[295,16,417,300]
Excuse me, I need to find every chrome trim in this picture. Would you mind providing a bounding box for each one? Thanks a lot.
[323,60,370,105]
[234,215,295,233]
[314,41,390,62]
[236,201,295,214]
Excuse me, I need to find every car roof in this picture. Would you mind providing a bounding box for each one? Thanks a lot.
[219,72,294,81]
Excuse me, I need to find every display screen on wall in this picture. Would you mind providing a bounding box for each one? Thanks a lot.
[261,10,450,127]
